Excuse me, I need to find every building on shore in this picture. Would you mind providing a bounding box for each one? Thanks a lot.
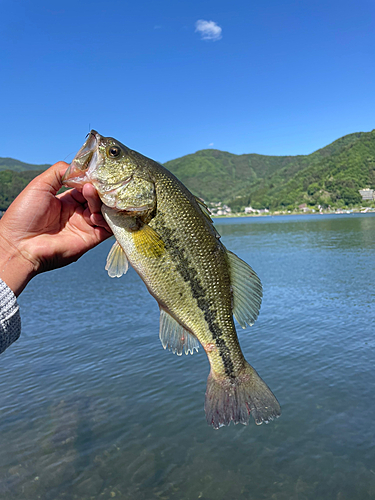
[244,206,257,214]
[244,206,269,215]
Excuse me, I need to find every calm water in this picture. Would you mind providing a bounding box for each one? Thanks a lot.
[1,213,374,500]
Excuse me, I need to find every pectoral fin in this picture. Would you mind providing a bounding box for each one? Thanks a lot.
[159,308,200,355]
[226,249,263,328]
[132,224,165,258]
[105,240,129,278]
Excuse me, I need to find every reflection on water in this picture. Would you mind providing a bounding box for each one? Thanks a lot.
[1,213,374,499]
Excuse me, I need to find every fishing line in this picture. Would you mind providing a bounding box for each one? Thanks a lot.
[64,151,77,162]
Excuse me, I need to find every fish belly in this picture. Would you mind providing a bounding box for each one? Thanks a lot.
[104,210,232,350]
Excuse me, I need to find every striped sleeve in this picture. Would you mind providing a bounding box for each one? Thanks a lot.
[0,279,21,354]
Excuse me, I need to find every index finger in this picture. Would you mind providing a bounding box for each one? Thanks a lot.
[82,183,102,214]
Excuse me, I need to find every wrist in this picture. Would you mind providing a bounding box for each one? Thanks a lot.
[0,232,37,297]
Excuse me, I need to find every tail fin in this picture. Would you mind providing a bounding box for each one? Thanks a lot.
[205,362,281,429]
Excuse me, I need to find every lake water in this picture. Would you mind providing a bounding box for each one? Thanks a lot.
[1,213,374,500]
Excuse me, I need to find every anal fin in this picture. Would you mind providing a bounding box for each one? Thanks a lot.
[159,308,200,356]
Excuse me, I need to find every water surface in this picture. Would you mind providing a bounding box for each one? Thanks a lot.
[1,213,374,499]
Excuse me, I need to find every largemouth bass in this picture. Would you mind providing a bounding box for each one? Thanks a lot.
[63,131,281,429]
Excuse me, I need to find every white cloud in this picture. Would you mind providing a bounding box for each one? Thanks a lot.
[195,20,222,41]
[209,142,214,147]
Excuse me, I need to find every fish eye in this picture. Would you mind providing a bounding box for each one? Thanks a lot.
[108,146,121,158]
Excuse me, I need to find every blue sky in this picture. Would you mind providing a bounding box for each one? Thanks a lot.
[1,0,374,165]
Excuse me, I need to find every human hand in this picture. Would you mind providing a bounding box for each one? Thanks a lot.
[0,162,112,296]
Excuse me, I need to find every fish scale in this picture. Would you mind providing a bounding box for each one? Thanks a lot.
[148,184,239,376]
[63,130,281,428]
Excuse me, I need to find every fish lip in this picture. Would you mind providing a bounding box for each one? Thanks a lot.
[62,130,101,187]
[84,130,101,150]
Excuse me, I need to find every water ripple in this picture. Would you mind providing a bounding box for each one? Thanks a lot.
[1,214,375,499]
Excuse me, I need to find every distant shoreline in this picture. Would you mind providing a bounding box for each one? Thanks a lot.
[212,208,375,219]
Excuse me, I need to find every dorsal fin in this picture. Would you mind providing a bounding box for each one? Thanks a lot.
[194,196,221,239]
[105,240,129,278]
[195,196,212,220]
[159,308,200,355]
[226,249,263,328]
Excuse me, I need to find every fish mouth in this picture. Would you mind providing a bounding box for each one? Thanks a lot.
[62,130,100,188]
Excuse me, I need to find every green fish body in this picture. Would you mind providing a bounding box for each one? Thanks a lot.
[63,131,281,428]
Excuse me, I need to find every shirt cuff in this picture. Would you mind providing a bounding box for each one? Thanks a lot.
[0,278,21,354]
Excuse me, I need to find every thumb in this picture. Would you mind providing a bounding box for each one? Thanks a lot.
[31,161,70,196]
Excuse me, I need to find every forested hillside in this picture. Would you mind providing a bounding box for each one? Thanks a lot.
[165,130,375,209]
[0,170,45,210]
[227,131,375,210]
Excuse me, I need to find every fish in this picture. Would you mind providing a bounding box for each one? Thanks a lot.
[63,130,281,429]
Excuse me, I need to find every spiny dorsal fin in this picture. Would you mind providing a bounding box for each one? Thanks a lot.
[194,196,221,239]
[226,249,263,328]
[105,240,129,278]
[195,196,212,221]
[159,308,200,356]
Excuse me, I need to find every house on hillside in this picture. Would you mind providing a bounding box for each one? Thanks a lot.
[359,188,374,201]
[217,204,231,215]
[298,203,311,212]
[208,202,231,215]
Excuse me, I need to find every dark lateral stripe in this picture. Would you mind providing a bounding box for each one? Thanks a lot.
[157,219,235,377]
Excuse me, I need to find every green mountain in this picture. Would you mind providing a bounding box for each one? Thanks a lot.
[0,158,50,172]
[165,130,375,209]
[1,129,374,212]
[0,160,50,211]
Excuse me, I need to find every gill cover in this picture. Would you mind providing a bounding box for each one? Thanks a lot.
[100,176,156,212]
